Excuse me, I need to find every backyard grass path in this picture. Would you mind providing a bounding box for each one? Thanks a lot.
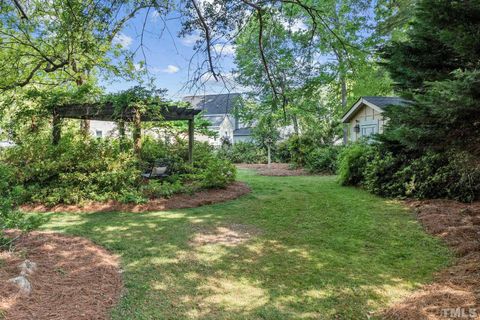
[40,170,452,320]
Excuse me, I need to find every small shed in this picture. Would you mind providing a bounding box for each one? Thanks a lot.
[341,96,410,143]
[52,102,201,162]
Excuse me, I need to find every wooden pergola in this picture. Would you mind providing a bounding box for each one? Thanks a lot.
[52,102,201,162]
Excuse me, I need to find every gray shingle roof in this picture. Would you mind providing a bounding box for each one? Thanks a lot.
[183,93,242,115]
[362,96,411,109]
[341,96,412,123]
[233,127,252,136]
[203,115,226,127]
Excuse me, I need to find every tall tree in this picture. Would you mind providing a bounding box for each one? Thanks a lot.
[381,0,480,155]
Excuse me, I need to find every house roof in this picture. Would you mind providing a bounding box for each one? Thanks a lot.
[183,93,242,115]
[233,127,252,136]
[341,96,411,123]
[203,115,226,127]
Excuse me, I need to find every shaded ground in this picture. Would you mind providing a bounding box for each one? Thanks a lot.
[0,231,122,320]
[236,163,309,176]
[382,200,480,320]
[21,182,250,214]
[190,223,263,247]
[34,170,451,319]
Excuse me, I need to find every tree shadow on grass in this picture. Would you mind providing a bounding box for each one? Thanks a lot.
[39,175,452,320]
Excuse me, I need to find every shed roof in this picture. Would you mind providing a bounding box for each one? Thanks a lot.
[362,96,410,109]
[341,96,411,123]
[183,93,241,115]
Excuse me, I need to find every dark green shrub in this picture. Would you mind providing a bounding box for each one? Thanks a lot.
[218,142,267,164]
[276,135,314,166]
[393,151,480,202]
[0,162,43,247]
[196,157,236,188]
[338,143,480,202]
[337,143,376,186]
[1,131,237,205]
[2,133,142,205]
[363,150,406,197]
[305,146,343,174]
[141,180,198,199]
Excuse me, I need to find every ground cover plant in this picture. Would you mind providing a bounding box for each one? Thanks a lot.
[217,142,267,164]
[0,130,236,206]
[36,169,452,319]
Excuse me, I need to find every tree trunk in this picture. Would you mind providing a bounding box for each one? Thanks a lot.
[292,115,299,135]
[133,108,142,156]
[52,114,62,145]
[80,118,90,135]
[118,120,126,151]
[73,61,90,136]
[341,77,347,109]
[267,145,271,167]
[188,119,194,163]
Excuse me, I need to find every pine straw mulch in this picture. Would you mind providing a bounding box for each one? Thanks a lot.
[236,163,310,176]
[0,231,122,320]
[20,182,251,214]
[381,199,480,320]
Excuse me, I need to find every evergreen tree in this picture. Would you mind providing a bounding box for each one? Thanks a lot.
[381,0,480,155]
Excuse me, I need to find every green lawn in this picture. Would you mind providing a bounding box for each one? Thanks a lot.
[39,170,452,319]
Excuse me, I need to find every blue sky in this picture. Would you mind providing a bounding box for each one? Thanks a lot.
[103,9,239,101]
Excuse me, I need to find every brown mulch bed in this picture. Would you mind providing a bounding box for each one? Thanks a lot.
[382,199,480,319]
[236,163,310,176]
[0,231,122,320]
[21,182,251,214]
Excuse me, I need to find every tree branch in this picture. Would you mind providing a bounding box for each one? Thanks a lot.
[190,0,218,81]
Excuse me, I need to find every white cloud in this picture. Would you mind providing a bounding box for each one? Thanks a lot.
[214,43,236,55]
[133,63,145,72]
[112,33,133,49]
[280,18,308,33]
[161,65,180,74]
[181,33,202,46]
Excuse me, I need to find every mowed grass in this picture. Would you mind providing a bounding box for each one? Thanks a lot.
[39,170,452,319]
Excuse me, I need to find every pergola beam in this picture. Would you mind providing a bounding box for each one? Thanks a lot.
[51,101,200,162]
[53,103,200,122]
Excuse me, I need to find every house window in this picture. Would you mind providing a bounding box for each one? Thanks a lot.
[361,125,376,137]
[96,130,103,138]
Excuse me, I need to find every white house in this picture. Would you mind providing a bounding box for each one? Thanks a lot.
[341,96,410,143]
[0,128,14,148]
[183,93,254,147]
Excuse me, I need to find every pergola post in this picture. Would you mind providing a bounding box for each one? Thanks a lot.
[118,120,126,139]
[118,120,126,150]
[133,107,142,156]
[188,118,194,163]
[80,118,90,136]
[52,112,61,145]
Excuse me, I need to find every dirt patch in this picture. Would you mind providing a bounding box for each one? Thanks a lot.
[190,223,262,247]
[382,199,480,319]
[236,163,310,176]
[0,231,122,320]
[21,182,251,214]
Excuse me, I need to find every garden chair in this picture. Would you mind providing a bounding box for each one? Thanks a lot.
[141,161,170,179]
